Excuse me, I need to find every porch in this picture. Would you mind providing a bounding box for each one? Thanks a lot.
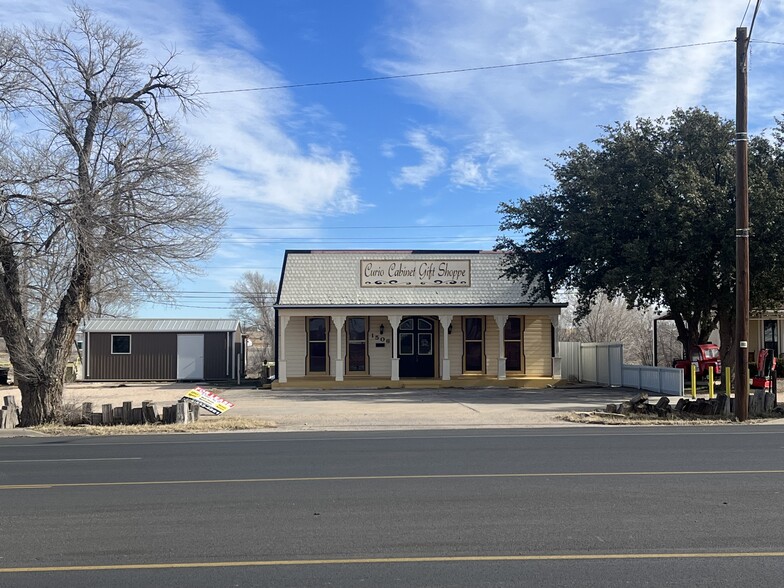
[272,375,561,390]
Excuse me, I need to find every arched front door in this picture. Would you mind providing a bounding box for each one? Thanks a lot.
[398,316,435,378]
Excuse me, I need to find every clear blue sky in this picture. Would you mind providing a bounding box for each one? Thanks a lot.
[5,0,784,319]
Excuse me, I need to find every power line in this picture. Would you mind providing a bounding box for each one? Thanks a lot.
[218,236,500,243]
[195,40,733,96]
[747,0,763,41]
[134,290,275,295]
[224,224,498,231]
[741,0,753,27]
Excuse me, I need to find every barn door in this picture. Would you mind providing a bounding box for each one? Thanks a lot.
[177,334,204,380]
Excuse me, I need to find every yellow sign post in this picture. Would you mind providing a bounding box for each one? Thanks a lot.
[725,367,732,397]
[691,364,697,400]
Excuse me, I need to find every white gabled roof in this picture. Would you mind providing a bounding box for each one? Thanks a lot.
[82,318,241,333]
[276,250,556,308]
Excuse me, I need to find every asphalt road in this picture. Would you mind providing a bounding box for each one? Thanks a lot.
[2,426,784,586]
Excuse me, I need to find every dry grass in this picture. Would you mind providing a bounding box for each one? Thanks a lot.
[557,412,728,425]
[558,411,784,425]
[32,416,278,436]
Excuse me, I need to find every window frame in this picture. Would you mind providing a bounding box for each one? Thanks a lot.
[764,319,779,356]
[503,316,524,373]
[346,316,368,374]
[399,332,415,356]
[111,334,132,355]
[463,316,485,373]
[418,332,433,356]
[307,317,329,374]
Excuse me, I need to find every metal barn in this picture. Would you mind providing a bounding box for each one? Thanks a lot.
[81,319,243,381]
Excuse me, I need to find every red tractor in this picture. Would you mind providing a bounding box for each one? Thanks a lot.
[751,348,777,390]
[673,343,721,378]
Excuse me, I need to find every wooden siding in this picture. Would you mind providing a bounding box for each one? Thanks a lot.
[285,317,307,377]
[524,317,552,376]
[449,321,463,377]
[368,316,391,377]
[278,311,557,380]
[485,319,499,376]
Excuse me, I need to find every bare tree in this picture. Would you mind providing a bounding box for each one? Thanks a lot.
[559,292,680,366]
[0,7,226,425]
[231,271,277,364]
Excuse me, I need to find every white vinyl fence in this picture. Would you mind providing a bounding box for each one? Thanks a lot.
[621,365,684,396]
[559,342,623,386]
[559,341,683,396]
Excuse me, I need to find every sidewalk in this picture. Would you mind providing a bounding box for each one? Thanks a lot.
[1,382,678,435]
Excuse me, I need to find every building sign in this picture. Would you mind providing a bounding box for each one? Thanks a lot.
[181,386,235,415]
[361,260,471,287]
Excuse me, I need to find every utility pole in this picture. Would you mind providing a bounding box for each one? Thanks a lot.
[735,26,749,421]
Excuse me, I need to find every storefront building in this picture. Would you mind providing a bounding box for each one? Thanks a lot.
[751,312,784,361]
[274,250,565,385]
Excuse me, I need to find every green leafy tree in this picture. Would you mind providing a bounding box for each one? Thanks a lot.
[497,107,784,369]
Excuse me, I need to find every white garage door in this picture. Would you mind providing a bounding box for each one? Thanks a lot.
[177,334,204,380]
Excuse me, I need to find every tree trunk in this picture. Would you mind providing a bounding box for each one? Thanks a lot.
[2,250,90,426]
[18,373,64,426]
[672,310,717,359]
[717,308,736,372]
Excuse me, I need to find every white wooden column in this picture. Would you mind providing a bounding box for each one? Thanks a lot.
[439,315,452,380]
[278,315,290,383]
[388,315,402,381]
[494,314,508,380]
[332,315,346,381]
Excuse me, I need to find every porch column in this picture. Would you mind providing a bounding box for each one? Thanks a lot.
[494,314,508,380]
[439,315,452,380]
[388,315,402,381]
[551,315,561,378]
[332,315,346,381]
[278,315,290,383]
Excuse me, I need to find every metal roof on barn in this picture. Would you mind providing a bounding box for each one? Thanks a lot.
[82,318,241,333]
[276,250,558,307]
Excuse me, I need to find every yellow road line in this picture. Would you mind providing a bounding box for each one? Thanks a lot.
[2,469,784,490]
[3,552,784,573]
[0,470,784,490]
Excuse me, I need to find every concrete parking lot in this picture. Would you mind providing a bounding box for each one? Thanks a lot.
[2,382,676,433]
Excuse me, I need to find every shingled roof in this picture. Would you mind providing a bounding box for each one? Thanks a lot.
[275,250,557,308]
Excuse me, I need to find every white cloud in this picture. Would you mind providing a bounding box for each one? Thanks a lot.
[393,128,448,188]
[622,0,739,119]
[451,156,485,188]
[371,0,768,189]
[0,0,364,218]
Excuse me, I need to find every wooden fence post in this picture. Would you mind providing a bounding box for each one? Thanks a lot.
[122,401,133,425]
[176,400,188,424]
[82,402,93,424]
[142,401,158,424]
[2,396,19,429]
[102,404,113,426]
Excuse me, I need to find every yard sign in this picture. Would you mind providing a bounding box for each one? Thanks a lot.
[181,386,234,415]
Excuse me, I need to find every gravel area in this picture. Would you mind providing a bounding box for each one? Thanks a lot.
[1,382,690,432]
